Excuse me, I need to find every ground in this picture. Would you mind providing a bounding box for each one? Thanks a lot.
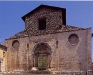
[1,73,53,75]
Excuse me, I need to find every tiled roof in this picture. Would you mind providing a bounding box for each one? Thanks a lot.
[7,25,85,40]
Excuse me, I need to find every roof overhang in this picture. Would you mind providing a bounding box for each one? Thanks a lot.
[0,44,7,51]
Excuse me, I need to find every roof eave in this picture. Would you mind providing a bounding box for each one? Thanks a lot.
[0,44,7,51]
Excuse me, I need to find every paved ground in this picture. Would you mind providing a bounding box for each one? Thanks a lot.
[1,73,53,75]
[2,73,23,75]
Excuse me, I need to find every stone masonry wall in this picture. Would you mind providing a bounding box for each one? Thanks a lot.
[5,28,92,75]
[25,7,63,33]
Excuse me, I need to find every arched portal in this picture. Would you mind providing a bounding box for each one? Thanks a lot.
[33,42,51,70]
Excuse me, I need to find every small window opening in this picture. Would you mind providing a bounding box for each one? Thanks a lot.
[38,19,46,30]
[27,44,29,49]
[3,51,5,57]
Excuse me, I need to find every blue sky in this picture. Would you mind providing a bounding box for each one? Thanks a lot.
[0,1,93,45]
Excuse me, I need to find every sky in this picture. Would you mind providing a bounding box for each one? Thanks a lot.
[0,1,93,55]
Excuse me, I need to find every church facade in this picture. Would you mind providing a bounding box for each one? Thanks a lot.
[5,5,92,75]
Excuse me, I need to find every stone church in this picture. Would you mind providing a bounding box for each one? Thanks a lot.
[5,5,92,75]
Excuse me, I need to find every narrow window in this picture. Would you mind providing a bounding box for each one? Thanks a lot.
[3,51,5,57]
[27,44,29,49]
[38,18,46,30]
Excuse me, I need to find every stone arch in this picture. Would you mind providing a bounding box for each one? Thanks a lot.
[32,42,52,70]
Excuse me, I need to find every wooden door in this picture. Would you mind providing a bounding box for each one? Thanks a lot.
[38,54,47,70]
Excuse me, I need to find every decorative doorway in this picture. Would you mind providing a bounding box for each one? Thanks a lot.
[33,42,51,70]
